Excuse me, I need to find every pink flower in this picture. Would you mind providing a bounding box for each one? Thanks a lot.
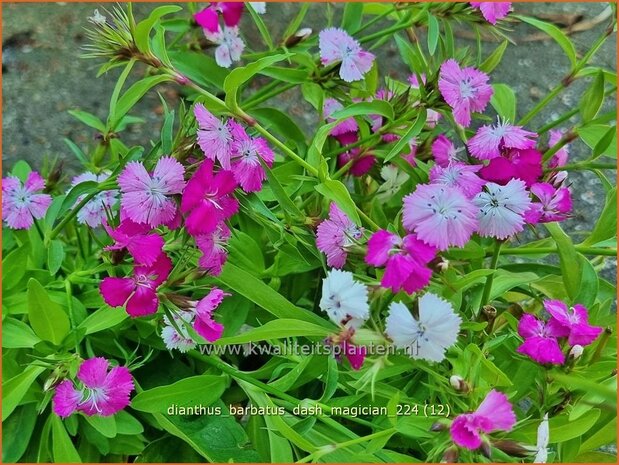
[229,122,274,192]
[403,184,478,250]
[548,129,570,168]
[450,390,516,450]
[103,218,164,266]
[338,149,376,177]
[479,148,543,187]
[517,314,565,365]
[402,139,418,167]
[100,253,172,317]
[474,179,531,239]
[429,163,485,198]
[53,357,134,418]
[316,203,363,268]
[432,135,466,167]
[194,103,234,168]
[544,300,602,347]
[118,157,186,228]
[196,222,231,276]
[319,28,375,82]
[194,2,244,33]
[2,172,52,229]
[524,183,572,224]
[438,59,493,127]
[192,288,228,342]
[467,120,538,160]
[408,73,427,88]
[470,2,512,25]
[70,171,118,228]
[365,230,436,294]
[205,26,245,68]
[342,341,366,370]
[181,160,239,236]
[324,98,358,137]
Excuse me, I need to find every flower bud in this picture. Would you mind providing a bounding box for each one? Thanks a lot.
[441,446,459,463]
[480,439,492,459]
[284,28,312,47]
[449,375,470,393]
[431,421,447,432]
[569,344,584,360]
[492,439,533,457]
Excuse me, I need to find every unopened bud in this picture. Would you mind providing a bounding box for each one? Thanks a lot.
[441,446,459,463]
[550,170,568,187]
[569,344,584,360]
[449,375,470,392]
[480,440,492,459]
[492,439,532,457]
[174,72,191,86]
[431,421,447,432]
[284,28,312,47]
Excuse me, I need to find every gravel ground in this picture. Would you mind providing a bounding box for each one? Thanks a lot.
[2,2,616,279]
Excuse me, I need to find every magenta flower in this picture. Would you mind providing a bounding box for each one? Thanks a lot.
[432,135,466,167]
[2,172,52,229]
[467,120,538,160]
[319,28,375,82]
[548,129,570,168]
[479,148,543,187]
[316,203,363,268]
[229,122,274,192]
[545,300,602,347]
[338,149,376,177]
[324,98,358,137]
[103,218,164,266]
[403,184,478,250]
[53,357,134,418]
[181,160,239,237]
[204,26,245,68]
[118,157,186,228]
[192,288,228,342]
[365,230,436,295]
[408,73,427,89]
[429,163,485,198]
[517,314,565,365]
[470,2,512,25]
[473,179,532,239]
[342,341,366,370]
[194,103,234,169]
[450,390,516,450]
[70,171,118,228]
[196,222,231,276]
[524,183,572,224]
[438,59,493,127]
[100,253,172,317]
[194,2,244,33]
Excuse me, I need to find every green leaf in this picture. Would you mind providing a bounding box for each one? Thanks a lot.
[579,71,605,122]
[331,100,394,121]
[490,84,516,122]
[545,222,581,301]
[582,187,616,246]
[27,278,70,345]
[68,110,105,132]
[110,75,173,129]
[84,415,117,439]
[2,404,38,462]
[51,415,82,463]
[78,306,128,335]
[215,264,331,328]
[2,245,30,290]
[57,181,99,218]
[575,451,618,463]
[341,2,364,33]
[115,411,144,435]
[168,51,228,91]
[580,418,617,452]
[47,240,65,275]
[427,14,439,56]
[591,125,617,160]
[217,319,331,345]
[479,40,509,73]
[315,179,361,225]
[63,138,88,164]
[250,107,307,154]
[513,409,601,443]
[515,15,577,68]
[574,254,599,308]
[578,124,617,158]
[134,5,182,54]
[2,318,42,348]
[247,3,273,49]
[384,109,426,162]
[11,160,32,181]
[2,365,45,421]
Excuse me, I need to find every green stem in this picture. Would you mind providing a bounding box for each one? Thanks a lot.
[497,246,616,257]
[296,428,396,463]
[244,82,297,109]
[544,162,616,173]
[518,83,565,126]
[480,241,502,306]
[253,123,319,176]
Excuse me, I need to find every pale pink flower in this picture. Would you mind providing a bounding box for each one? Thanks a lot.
[438,59,493,127]
[181,160,238,236]
[103,218,164,266]
[196,222,231,276]
[524,183,572,224]
[192,288,228,342]
[408,73,427,89]
[467,120,538,160]
[429,163,485,198]
[229,122,274,192]
[432,135,466,167]
[118,157,186,228]
[473,179,532,239]
[2,172,52,229]
[450,390,516,450]
[205,26,245,68]
[470,2,512,25]
[323,98,358,136]
[100,253,172,317]
[517,314,565,365]
[319,28,375,82]
[403,184,478,250]
[70,171,118,228]
[316,203,363,268]
[548,129,570,168]
[53,357,134,417]
[545,300,602,347]
[194,103,234,169]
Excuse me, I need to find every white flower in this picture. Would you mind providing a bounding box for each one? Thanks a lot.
[88,9,107,25]
[533,413,549,463]
[250,2,266,14]
[385,293,461,363]
[205,26,245,68]
[376,165,409,203]
[161,311,197,353]
[319,269,369,328]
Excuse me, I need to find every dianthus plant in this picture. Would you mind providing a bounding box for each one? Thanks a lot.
[2,2,617,464]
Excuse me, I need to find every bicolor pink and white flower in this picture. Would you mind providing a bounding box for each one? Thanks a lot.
[53,357,134,418]
[195,103,235,168]
[470,2,512,25]
[195,222,231,276]
[100,253,172,317]
[517,313,565,365]
[204,26,245,68]
[365,231,436,295]
[323,98,358,137]
[194,2,244,33]
[70,171,118,228]
[525,183,572,224]
[438,59,493,127]
[118,157,186,228]
[544,300,602,347]
[103,218,164,266]
[229,122,274,192]
[192,288,228,342]
[403,183,478,250]
[319,28,375,82]
[429,163,485,198]
[316,203,363,268]
[450,390,516,450]
[181,160,239,236]
[473,179,532,239]
[2,172,52,229]
[161,311,197,353]
[467,120,538,160]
